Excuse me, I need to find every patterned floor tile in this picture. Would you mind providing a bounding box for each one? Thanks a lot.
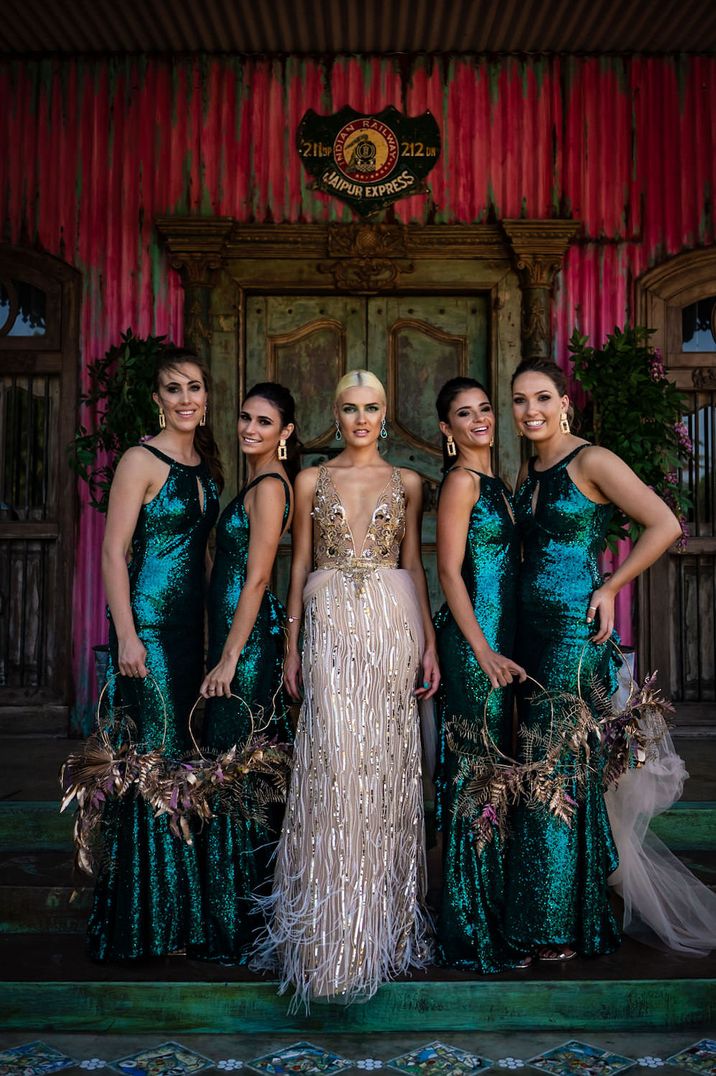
[0,1042,75,1076]
[527,1041,634,1076]
[248,1042,352,1075]
[109,1042,212,1076]
[388,1041,491,1075]
[666,1040,716,1075]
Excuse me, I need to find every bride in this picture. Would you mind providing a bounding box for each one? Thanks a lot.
[254,369,438,1010]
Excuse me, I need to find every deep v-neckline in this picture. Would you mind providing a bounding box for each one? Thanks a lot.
[323,466,396,558]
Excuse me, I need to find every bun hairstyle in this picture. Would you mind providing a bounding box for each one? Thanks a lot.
[435,376,490,472]
[334,369,387,405]
[154,347,224,492]
[510,358,577,429]
[243,381,301,484]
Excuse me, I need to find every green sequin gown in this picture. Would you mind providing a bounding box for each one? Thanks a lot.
[434,470,525,971]
[505,444,621,956]
[87,443,219,962]
[198,472,292,963]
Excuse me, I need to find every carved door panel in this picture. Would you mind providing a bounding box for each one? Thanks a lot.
[639,288,716,726]
[246,294,489,610]
[0,249,79,721]
[367,296,489,610]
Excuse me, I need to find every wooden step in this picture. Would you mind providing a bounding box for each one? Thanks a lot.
[0,933,712,1034]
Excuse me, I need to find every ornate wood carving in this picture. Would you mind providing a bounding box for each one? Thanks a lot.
[320,221,413,293]
[693,366,716,388]
[501,219,580,360]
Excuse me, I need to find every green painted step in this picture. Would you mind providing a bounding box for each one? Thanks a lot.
[0,977,713,1034]
[1,800,715,853]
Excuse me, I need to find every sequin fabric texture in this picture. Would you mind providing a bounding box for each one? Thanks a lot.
[434,469,526,971]
[505,444,622,956]
[254,465,432,1010]
[198,472,293,964]
[87,443,219,962]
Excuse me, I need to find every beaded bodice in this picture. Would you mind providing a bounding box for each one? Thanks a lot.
[313,464,405,573]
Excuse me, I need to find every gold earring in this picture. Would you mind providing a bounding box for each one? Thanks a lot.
[446,435,457,458]
[200,408,207,427]
[158,408,166,430]
[278,438,287,461]
[560,412,570,434]
[489,437,495,447]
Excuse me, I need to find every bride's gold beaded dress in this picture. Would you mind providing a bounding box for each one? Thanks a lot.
[254,464,432,1010]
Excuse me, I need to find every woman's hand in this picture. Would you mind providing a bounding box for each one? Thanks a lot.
[284,649,303,701]
[587,583,616,644]
[117,634,148,678]
[415,645,440,700]
[474,646,527,689]
[200,653,237,698]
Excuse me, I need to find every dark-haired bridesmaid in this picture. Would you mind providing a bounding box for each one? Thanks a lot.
[505,358,681,961]
[196,382,297,964]
[88,350,222,962]
[433,377,530,972]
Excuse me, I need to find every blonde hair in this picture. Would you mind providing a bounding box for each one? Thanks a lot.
[334,369,386,405]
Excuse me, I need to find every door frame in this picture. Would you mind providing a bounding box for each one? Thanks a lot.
[157,218,578,498]
[0,245,80,718]
[636,249,716,722]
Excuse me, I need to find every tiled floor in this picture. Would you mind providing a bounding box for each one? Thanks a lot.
[0,1034,714,1076]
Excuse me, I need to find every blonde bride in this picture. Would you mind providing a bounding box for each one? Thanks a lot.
[254,369,438,1010]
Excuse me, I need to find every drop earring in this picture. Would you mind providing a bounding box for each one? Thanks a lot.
[158,408,166,430]
[489,437,495,448]
[278,438,287,461]
[200,408,207,427]
[446,435,457,458]
[335,420,342,440]
[560,412,570,434]
[380,417,388,439]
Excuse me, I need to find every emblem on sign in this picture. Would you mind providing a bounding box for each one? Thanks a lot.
[297,105,441,217]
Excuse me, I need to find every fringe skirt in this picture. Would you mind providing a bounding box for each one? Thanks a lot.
[253,566,432,1010]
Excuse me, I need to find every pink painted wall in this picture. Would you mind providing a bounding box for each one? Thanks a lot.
[1,55,713,728]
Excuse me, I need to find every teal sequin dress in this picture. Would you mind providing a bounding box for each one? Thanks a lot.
[199,472,292,963]
[434,470,524,971]
[87,443,219,962]
[505,444,621,956]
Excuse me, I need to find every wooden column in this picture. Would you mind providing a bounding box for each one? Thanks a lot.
[501,220,580,361]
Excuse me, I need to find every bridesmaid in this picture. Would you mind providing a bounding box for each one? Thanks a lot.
[87,349,222,961]
[433,377,529,972]
[197,382,296,964]
[505,358,681,960]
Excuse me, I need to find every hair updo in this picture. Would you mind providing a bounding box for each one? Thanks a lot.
[510,357,568,396]
[510,358,577,429]
[435,376,490,471]
[334,369,386,405]
[243,381,301,483]
[154,346,224,492]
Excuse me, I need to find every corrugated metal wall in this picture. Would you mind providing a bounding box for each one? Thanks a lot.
[1,54,714,727]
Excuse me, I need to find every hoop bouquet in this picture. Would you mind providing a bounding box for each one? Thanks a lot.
[60,675,293,877]
[446,642,675,856]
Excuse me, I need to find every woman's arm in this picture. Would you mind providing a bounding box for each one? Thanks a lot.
[201,477,291,698]
[437,469,526,689]
[400,468,440,700]
[101,448,157,678]
[283,468,317,700]
[579,447,683,643]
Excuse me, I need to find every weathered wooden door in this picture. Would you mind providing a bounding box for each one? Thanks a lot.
[0,249,79,728]
[246,294,489,609]
[638,261,716,728]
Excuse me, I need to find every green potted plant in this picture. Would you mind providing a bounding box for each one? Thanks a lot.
[69,329,169,684]
[568,325,692,549]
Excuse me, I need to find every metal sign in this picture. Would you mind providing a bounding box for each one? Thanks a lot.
[297,105,441,217]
